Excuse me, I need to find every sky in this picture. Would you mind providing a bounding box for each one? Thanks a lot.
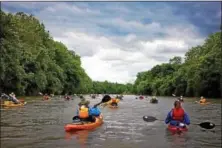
[2,2,221,84]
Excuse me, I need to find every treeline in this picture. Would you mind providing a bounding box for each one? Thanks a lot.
[1,11,221,98]
[92,81,133,94]
[134,31,222,98]
[0,11,132,95]
[0,11,93,95]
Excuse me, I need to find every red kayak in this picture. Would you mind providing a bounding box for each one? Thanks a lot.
[139,96,144,100]
[168,125,188,132]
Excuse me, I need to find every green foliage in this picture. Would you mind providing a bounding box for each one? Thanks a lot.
[134,31,221,98]
[0,11,91,95]
[0,11,132,95]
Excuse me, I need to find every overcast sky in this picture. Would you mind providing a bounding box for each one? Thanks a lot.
[2,2,221,83]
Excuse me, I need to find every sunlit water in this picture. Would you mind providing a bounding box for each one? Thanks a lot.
[1,95,221,148]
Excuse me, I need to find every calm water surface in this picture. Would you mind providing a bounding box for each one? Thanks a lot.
[1,95,221,148]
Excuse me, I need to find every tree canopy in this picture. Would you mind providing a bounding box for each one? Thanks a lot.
[134,31,221,98]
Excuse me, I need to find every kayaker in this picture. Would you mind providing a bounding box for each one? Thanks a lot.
[110,98,118,106]
[43,94,50,100]
[177,96,184,102]
[64,94,71,100]
[199,96,206,103]
[152,96,157,100]
[78,98,90,107]
[74,100,101,122]
[9,92,20,104]
[165,100,190,127]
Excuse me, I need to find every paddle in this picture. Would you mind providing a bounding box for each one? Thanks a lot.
[93,95,111,107]
[142,116,218,129]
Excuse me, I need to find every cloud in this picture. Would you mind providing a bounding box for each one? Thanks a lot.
[1,2,221,83]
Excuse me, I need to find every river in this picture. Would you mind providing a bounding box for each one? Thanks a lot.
[1,95,221,148]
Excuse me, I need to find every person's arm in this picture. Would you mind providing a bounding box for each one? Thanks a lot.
[165,110,172,124]
[76,106,79,115]
[183,112,190,125]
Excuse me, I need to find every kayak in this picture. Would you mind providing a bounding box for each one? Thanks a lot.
[199,102,211,105]
[106,98,120,105]
[168,124,188,132]
[1,101,27,107]
[195,101,211,105]
[139,96,144,100]
[64,114,103,132]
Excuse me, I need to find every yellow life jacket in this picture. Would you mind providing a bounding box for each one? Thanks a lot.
[79,105,89,118]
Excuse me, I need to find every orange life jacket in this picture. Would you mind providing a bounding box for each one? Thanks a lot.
[111,98,117,103]
[172,108,185,121]
[79,106,89,118]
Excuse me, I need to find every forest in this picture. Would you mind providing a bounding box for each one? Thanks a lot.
[0,11,221,98]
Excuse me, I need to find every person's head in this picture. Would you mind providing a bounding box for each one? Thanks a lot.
[80,105,87,109]
[201,96,204,99]
[174,100,181,109]
[86,100,90,105]
[10,92,15,97]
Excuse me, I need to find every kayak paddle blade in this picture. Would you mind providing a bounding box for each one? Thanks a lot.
[143,116,158,122]
[101,95,111,103]
[199,122,216,129]
[94,95,111,107]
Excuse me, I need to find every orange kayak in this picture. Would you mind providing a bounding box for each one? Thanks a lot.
[64,115,103,132]
[195,101,211,105]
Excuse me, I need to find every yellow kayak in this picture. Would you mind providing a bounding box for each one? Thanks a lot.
[106,98,120,105]
[1,101,27,107]
[199,102,211,105]
[195,101,211,105]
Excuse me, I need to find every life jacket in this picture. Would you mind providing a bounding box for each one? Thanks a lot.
[172,108,185,121]
[78,105,89,118]
[111,98,117,103]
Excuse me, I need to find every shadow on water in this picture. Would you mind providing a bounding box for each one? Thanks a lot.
[0,95,221,148]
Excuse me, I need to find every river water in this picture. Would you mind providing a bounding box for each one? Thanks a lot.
[1,95,221,148]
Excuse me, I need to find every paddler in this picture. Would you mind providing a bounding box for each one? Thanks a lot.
[43,94,50,100]
[199,96,206,103]
[151,96,157,100]
[9,92,21,104]
[165,100,190,127]
[178,96,184,102]
[110,97,118,106]
[74,99,101,122]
